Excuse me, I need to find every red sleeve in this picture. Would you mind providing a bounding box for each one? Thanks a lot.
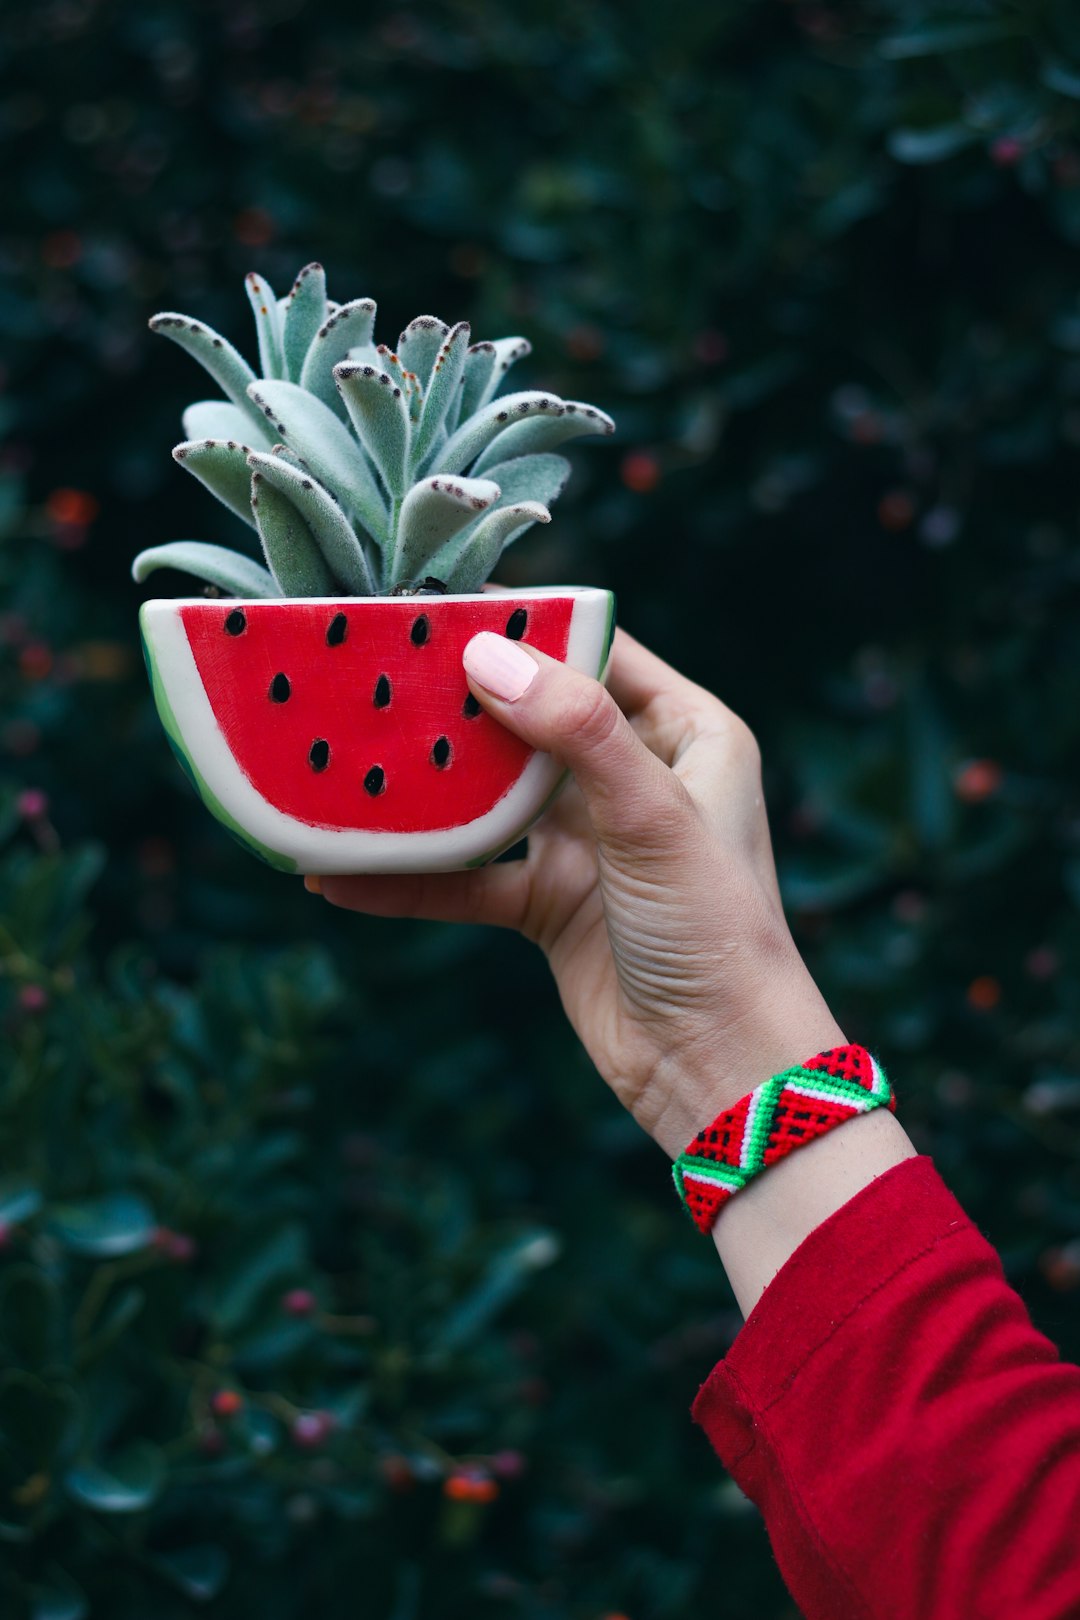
[691,1155,1080,1620]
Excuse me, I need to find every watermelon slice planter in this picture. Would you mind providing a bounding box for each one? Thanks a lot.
[140,588,615,874]
[134,264,617,874]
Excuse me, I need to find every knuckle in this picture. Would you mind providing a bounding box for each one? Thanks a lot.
[555,680,622,757]
[728,716,761,772]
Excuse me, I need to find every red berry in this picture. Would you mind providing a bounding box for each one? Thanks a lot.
[16,789,48,820]
[281,1287,317,1317]
[211,1389,244,1419]
[991,136,1024,168]
[18,643,53,682]
[443,1468,498,1504]
[891,890,926,925]
[954,759,1002,803]
[152,1226,197,1263]
[233,207,276,248]
[291,1410,335,1450]
[489,1449,526,1480]
[41,230,83,270]
[378,1453,415,1492]
[620,451,661,494]
[564,324,604,362]
[877,490,916,531]
[1025,946,1059,981]
[45,488,99,527]
[966,976,1002,1013]
[18,984,48,1013]
[1040,1243,1080,1292]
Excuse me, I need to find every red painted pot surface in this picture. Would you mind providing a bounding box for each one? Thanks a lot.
[180,594,574,833]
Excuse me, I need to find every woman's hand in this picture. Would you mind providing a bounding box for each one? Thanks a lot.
[307,628,846,1159]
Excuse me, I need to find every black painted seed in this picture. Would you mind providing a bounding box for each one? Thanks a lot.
[462,692,482,718]
[364,765,385,796]
[225,608,246,635]
[309,738,330,771]
[326,612,348,646]
[431,735,452,769]
[410,613,430,646]
[269,672,291,703]
[506,608,528,640]
[373,673,391,708]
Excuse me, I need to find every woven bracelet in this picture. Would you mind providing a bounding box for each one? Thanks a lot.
[672,1044,895,1234]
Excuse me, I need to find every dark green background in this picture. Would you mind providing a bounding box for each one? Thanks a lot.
[2,1,1080,1615]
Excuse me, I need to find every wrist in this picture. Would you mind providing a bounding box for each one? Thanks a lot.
[644,950,846,1160]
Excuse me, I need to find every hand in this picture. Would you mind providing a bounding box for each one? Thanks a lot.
[307,628,846,1159]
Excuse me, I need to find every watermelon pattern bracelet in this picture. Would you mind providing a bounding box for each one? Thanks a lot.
[672,1045,895,1234]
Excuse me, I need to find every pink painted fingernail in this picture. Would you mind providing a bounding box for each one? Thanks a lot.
[463,632,538,702]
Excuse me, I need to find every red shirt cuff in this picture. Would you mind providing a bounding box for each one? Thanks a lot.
[690,1155,975,1466]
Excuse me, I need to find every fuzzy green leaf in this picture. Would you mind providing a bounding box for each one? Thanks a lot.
[374,345,424,425]
[246,379,388,546]
[333,362,411,499]
[412,321,470,472]
[455,342,497,429]
[441,502,551,593]
[154,1545,230,1603]
[250,474,336,596]
[475,336,532,409]
[49,1193,155,1257]
[268,442,313,475]
[66,1444,164,1514]
[172,440,257,528]
[299,298,377,418]
[472,399,615,472]
[280,262,327,383]
[244,272,284,378]
[181,400,272,449]
[247,452,374,594]
[149,313,267,436]
[132,542,279,598]
[0,1181,41,1225]
[469,452,572,511]
[431,391,566,476]
[391,474,500,587]
[395,315,451,390]
[887,125,979,165]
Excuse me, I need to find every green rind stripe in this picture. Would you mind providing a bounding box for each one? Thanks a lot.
[746,1076,783,1171]
[673,1155,746,1198]
[599,589,617,678]
[139,618,298,874]
[780,1070,886,1109]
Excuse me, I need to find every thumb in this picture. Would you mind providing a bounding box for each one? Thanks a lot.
[462,630,679,849]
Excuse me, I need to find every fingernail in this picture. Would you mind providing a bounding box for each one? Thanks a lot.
[463,632,538,702]
[304,873,322,894]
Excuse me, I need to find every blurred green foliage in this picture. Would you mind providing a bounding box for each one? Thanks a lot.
[3,0,1080,1614]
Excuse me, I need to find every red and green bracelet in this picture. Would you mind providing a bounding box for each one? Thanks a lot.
[672,1045,896,1234]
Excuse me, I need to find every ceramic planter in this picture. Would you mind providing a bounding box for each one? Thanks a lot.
[140,586,615,875]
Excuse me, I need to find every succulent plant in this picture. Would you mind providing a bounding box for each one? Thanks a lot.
[133,263,614,599]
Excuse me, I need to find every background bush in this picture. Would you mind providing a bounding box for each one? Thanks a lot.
[3,1,1080,1614]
